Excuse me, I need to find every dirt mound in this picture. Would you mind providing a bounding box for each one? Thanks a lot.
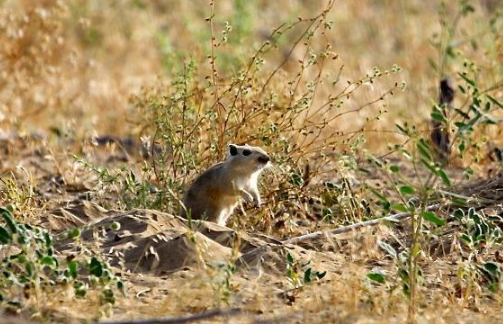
[50,204,326,276]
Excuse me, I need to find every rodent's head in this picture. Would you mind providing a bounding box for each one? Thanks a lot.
[226,144,270,173]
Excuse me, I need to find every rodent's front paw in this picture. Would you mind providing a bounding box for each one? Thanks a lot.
[254,198,261,208]
[241,190,254,204]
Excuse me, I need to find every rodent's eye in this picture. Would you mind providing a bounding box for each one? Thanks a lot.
[242,149,252,156]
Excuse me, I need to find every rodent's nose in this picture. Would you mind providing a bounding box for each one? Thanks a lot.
[257,155,270,164]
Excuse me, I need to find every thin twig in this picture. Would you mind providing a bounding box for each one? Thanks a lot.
[93,308,242,324]
[282,204,441,245]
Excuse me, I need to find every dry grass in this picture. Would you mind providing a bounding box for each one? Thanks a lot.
[1,0,503,323]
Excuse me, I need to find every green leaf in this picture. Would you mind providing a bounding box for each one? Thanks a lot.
[395,123,409,135]
[398,268,409,281]
[117,280,125,294]
[417,140,432,162]
[289,173,303,187]
[421,211,445,226]
[479,262,501,285]
[40,256,58,268]
[458,141,465,154]
[325,182,338,190]
[68,261,78,279]
[67,228,81,240]
[488,282,498,293]
[316,271,327,280]
[458,72,476,87]
[367,271,386,284]
[368,187,391,210]
[0,226,11,244]
[6,301,22,309]
[399,186,415,195]
[484,101,491,112]
[89,257,103,277]
[402,283,410,297]
[401,149,412,160]
[451,197,468,207]
[482,262,500,277]
[454,121,467,129]
[461,233,472,245]
[389,165,400,173]
[453,209,464,220]
[378,241,397,259]
[486,95,503,109]
[454,108,470,119]
[437,169,451,186]
[463,111,482,131]
[431,111,446,123]
[1,207,17,234]
[25,262,33,277]
[391,204,408,212]
[44,232,52,248]
[286,253,294,265]
[303,268,312,284]
[75,289,87,298]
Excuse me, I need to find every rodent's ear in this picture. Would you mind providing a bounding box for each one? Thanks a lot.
[229,144,238,156]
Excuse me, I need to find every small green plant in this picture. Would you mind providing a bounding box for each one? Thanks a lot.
[74,156,175,211]
[369,240,425,299]
[211,260,237,307]
[285,252,326,289]
[454,208,502,296]
[455,208,502,249]
[0,206,124,317]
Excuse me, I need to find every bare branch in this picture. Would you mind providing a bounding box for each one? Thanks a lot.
[282,204,441,245]
[93,308,242,324]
